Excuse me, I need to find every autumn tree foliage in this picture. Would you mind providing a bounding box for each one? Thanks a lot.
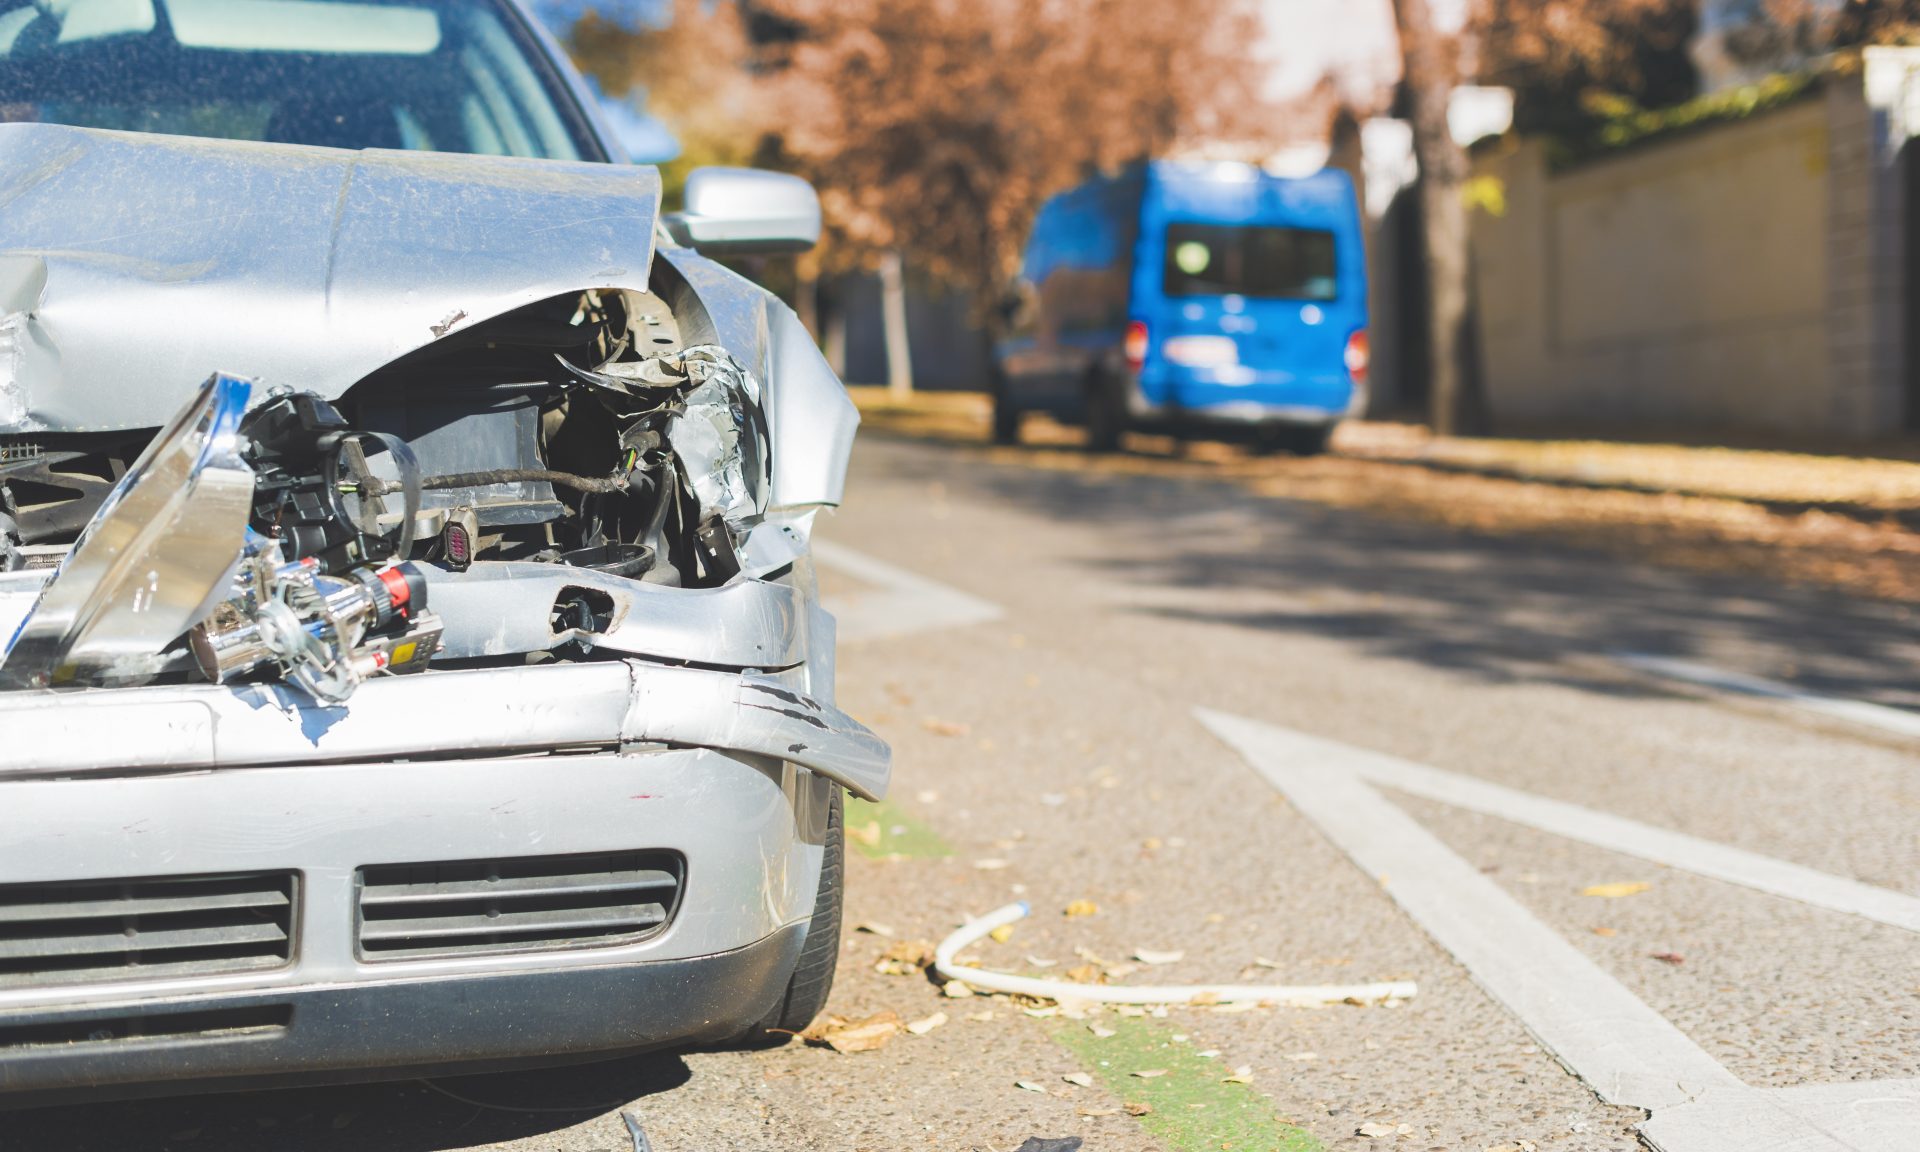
[1479,0,1699,132]
[747,0,1275,310]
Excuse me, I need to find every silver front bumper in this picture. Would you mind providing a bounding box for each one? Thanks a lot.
[0,659,889,801]
[0,658,887,1094]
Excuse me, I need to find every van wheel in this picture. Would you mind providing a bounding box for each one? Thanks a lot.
[1261,424,1332,458]
[1085,374,1126,454]
[750,787,844,1042]
[990,368,1022,445]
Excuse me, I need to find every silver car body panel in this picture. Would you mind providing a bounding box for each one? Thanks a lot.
[0,659,889,801]
[0,747,828,1012]
[418,560,809,666]
[0,122,662,434]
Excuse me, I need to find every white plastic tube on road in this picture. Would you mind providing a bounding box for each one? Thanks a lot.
[934,903,1418,1007]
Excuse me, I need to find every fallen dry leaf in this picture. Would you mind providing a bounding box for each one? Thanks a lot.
[1651,951,1686,966]
[942,980,976,998]
[1077,1107,1120,1117]
[1357,1122,1397,1139]
[873,940,936,976]
[801,1012,902,1054]
[989,924,1016,943]
[922,718,970,737]
[1026,955,1059,969]
[1252,957,1283,969]
[1064,899,1099,918]
[1133,949,1184,965]
[967,1010,996,1022]
[1087,1023,1117,1038]
[853,921,894,937]
[1131,1069,1167,1079]
[1188,990,1221,1006]
[1592,927,1618,937]
[1581,882,1652,899]
[1014,1080,1048,1094]
[846,821,882,848]
[1062,1072,1094,1088]
[1124,1102,1153,1117]
[1485,1143,1538,1152]
[1223,1065,1255,1084]
[906,1011,948,1036]
[1064,964,1108,985]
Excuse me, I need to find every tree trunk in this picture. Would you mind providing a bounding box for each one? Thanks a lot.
[879,249,914,400]
[1392,0,1476,437]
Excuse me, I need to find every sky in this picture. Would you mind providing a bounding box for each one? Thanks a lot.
[1257,0,1472,103]
[1258,0,1396,102]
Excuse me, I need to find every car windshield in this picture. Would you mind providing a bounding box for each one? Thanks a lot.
[0,0,591,160]
[1163,222,1339,301]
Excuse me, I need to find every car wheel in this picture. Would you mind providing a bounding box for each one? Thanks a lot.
[1283,424,1333,457]
[750,786,844,1041]
[1085,373,1125,454]
[1260,424,1331,457]
[990,367,1022,445]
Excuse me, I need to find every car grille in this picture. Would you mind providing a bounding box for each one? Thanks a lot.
[355,852,682,961]
[0,873,296,989]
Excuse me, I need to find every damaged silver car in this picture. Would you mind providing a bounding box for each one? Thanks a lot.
[0,0,887,1102]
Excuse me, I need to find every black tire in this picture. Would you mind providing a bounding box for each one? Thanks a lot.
[990,368,1022,445]
[752,787,844,1040]
[1085,373,1126,454]
[1265,423,1332,457]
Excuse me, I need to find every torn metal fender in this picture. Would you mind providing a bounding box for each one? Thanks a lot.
[0,123,661,433]
[0,660,891,801]
[420,561,807,667]
[660,249,859,513]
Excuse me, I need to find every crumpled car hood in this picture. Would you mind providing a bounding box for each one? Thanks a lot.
[0,122,662,434]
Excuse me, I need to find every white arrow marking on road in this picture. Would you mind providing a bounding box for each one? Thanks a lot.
[1197,708,1920,1152]
[1616,653,1920,740]
[1247,722,1920,935]
[812,539,1004,643]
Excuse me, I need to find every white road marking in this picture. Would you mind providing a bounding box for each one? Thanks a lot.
[1197,708,1737,1111]
[1197,708,1920,1152]
[1643,1080,1920,1152]
[1263,725,1920,935]
[1616,653,1920,740]
[812,540,1004,642]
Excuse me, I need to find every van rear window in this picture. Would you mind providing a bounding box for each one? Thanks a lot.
[1162,224,1338,301]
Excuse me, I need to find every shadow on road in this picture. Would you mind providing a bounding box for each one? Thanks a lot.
[863,435,1920,707]
[5,1052,691,1151]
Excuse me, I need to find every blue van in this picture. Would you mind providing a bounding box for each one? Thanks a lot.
[992,161,1368,454]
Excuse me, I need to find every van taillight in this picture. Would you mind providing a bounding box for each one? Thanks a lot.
[1345,329,1371,386]
[1124,321,1149,372]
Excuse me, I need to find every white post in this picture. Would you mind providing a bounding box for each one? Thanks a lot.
[880,249,914,400]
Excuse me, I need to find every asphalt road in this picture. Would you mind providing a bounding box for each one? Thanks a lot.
[15,430,1920,1152]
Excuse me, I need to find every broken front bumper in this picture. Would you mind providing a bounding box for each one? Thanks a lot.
[0,661,884,1099]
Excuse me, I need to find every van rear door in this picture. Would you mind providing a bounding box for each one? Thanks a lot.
[1136,168,1365,416]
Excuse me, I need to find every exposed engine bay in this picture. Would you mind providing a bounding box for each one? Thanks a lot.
[0,285,791,704]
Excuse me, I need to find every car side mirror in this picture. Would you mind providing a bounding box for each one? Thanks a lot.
[662,167,822,256]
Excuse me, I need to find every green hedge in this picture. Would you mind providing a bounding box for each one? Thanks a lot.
[1547,69,1826,171]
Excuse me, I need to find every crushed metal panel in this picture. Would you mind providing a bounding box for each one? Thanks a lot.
[0,660,892,800]
[656,250,857,513]
[0,374,254,688]
[419,561,805,667]
[0,123,661,433]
